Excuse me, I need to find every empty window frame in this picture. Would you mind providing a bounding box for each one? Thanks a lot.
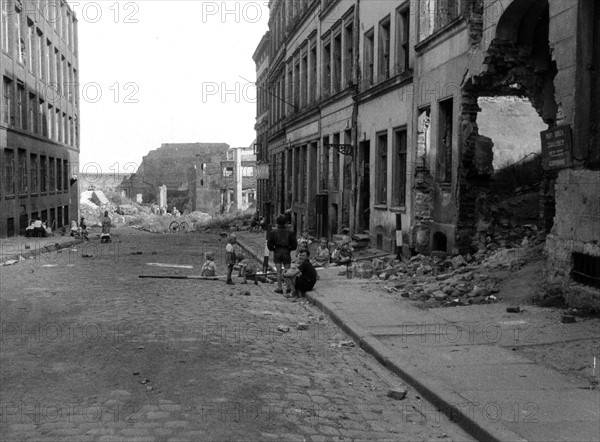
[322,37,331,97]
[437,98,453,183]
[378,16,391,82]
[332,31,342,93]
[364,29,374,88]
[396,5,410,74]
[376,131,388,204]
[393,127,408,206]
[343,18,354,86]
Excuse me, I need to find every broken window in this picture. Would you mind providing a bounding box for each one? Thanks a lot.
[40,155,47,192]
[396,6,410,74]
[393,127,408,206]
[322,38,331,97]
[331,133,340,191]
[332,31,342,93]
[309,41,317,102]
[18,149,27,194]
[376,131,388,204]
[30,154,38,193]
[4,149,15,195]
[572,253,600,289]
[378,16,391,82]
[223,166,233,177]
[294,59,300,109]
[49,157,56,191]
[2,77,13,125]
[321,136,329,191]
[301,51,308,108]
[435,0,459,32]
[417,108,431,169]
[343,19,354,86]
[437,99,453,183]
[17,82,25,130]
[364,29,374,88]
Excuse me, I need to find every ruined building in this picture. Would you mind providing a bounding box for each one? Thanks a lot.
[120,143,257,215]
[119,143,229,210]
[1,0,80,237]
[254,0,599,305]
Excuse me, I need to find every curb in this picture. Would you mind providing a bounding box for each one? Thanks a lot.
[0,237,85,265]
[304,286,527,442]
[236,237,276,273]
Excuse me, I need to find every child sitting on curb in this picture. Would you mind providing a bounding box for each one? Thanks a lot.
[283,249,318,300]
[313,237,331,267]
[200,252,216,277]
[332,235,354,265]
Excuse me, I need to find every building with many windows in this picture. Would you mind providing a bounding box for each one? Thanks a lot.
[1,0,80,237]
[255,0,599,305]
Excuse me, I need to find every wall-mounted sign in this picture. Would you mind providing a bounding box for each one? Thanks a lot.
[256,163,269,180]
[541,125,573,170]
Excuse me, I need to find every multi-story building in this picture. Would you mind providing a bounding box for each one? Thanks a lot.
[1,0,80,237]
[256,0,599,305]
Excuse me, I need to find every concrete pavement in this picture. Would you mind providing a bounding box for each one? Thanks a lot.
[236,231,600,442]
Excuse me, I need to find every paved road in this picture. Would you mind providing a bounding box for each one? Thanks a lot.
[0,228,472,441]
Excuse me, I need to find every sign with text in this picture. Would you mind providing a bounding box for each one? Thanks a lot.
[541,125,573,170]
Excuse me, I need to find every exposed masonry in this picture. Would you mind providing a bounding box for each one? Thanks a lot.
[455,4,558,253]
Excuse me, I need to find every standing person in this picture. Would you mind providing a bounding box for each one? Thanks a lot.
[80,217,89,241]
[283,249,318,299]
[225,234,237,285]
[101,211,112,243]
[267,214,297,294]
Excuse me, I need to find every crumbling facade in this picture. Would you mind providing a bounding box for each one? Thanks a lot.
[0,0,80,237]
[255,0,599,305]
[119,143,229,207]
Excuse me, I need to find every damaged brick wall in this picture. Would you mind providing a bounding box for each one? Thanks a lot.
[457,18,559,252]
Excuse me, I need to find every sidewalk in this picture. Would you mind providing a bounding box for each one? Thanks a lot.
[236,231,600,442]
[0,233,85,264]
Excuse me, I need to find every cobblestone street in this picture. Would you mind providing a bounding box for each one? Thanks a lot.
[0,229,472,441]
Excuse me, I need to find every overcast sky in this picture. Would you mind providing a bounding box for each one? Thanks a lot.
[75,0,269,174]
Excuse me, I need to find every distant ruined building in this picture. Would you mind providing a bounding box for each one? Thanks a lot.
[119,142,257,214]
[119,143,230,210]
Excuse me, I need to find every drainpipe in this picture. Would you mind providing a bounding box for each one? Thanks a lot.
[350,0,361,234]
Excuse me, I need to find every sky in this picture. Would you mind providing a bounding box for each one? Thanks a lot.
[74,0,269,174]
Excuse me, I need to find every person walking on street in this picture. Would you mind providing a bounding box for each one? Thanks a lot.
[267,214,297,294]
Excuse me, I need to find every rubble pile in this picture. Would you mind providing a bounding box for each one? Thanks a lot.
[349,226,545,308]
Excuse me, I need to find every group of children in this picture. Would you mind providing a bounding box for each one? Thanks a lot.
[199,234,257,285]
[199,224,354,297]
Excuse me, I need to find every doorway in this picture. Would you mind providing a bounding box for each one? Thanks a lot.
[358,141,370,232]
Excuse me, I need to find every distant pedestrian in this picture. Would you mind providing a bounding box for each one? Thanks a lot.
[101,211,112,243]
[80,217,89,241]
[225,234,237,285]
[267,214,298,294]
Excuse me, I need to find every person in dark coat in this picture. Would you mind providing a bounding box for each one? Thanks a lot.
[267,214,297,294]
[284,249,318,299]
